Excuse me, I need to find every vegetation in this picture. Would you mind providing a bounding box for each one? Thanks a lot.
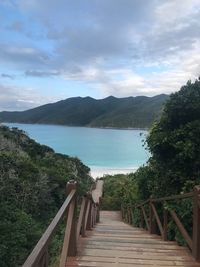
[0,95,169,129]
[101,174,137,210]
[102,78,200,245]
[0,126,93,267]
[139,78,200,198]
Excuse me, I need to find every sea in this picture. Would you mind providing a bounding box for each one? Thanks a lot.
[4,123,149,177]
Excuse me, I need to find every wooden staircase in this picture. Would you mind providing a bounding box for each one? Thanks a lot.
[67,210,200,267]
[22,180,200,267]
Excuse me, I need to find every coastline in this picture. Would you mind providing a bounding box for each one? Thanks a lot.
[2,122,149,131]
[90,166,138,179]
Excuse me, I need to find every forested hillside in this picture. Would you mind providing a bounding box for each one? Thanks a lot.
[0,94,169,128]
[0,126,93,267]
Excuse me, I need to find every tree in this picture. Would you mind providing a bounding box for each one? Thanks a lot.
[145,78,200,196]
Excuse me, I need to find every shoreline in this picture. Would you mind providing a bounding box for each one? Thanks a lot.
[2,122,149,131]
[90,166,138,179]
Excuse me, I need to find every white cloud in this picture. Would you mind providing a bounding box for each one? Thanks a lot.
[155,0,200,27]
[0,84,59,111]
[61,39,200,98]
[0,0,200,109]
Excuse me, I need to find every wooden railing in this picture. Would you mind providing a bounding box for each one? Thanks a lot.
[122,186,200,262]
[23,180,100,267]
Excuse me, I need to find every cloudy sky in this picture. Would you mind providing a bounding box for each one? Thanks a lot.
[0,0,200,111]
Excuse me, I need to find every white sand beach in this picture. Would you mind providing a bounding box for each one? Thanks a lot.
[90,166,138,179]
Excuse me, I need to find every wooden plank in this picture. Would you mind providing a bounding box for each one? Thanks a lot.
[67,211,200,267]
[72,255,200,265]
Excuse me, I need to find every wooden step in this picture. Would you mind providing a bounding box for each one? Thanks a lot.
[66,211,200,267]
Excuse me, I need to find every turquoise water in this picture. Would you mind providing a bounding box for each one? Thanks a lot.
[5,123,149,168]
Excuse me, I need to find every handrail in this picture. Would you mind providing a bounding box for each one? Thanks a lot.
[23,180,102,267]
[122,185,200,262]
[22,189,76,267]
[136,199,149,208]
[151,191,194,202]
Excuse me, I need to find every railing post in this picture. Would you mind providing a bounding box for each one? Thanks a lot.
[149,198,157,234]
[192,186,200,261]
[76,195,87,242]
[130,207,134,225]
[67,181,77,257]
[86,195,93,230]
[128,207,132,224]
[121,204,124,220]
[81,196,89,237]
[60,181,77,267]
[96,203,100,223]
[127,206,130,224]
[90,204,94,228]
[140,207,145,228]
[125,207,128,222]
[38,250,48,267]
[163,208,168,241]
[93,204,97,225]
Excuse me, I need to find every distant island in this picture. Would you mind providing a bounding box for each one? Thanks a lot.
[0,94,169,128]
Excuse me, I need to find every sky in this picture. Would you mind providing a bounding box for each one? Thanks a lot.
[0,0,200,111]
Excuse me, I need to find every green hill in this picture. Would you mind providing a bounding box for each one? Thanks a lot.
[0,94,169,128]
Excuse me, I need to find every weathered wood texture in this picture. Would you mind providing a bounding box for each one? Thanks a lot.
[22,188,76,267]
[66,211,200,267]
[23,179,103,267]
[92,180,103,203]
[131,186,200,262]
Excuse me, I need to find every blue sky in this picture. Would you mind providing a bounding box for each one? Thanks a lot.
[0,0,200,111]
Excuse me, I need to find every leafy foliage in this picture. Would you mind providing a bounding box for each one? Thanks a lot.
[0,126,93,267]
[145,78,200,197]
[101,174,138,210]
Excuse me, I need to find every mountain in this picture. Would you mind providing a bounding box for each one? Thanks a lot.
[0,94,169,128]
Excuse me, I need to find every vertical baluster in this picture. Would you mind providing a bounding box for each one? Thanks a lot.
[81,197,89,237]
[37,250,48,267]
[86,198,92,230]
[149,199,157,234]
[130,207,132,224]
[127,207,130,224]
[60,181,77,267]
[93,204,97,225]
[121,204,124,220]
[130,207,134,225]
[90,204,94,228]
[96,203,100,223]
[76,195,87,242]
[125,207,128,222]
[163,208,168,241]
[140,207,145,228]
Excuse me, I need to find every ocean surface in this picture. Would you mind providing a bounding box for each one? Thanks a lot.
[4,123,149,176]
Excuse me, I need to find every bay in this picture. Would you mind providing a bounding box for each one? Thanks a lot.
[4,123,149,176]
